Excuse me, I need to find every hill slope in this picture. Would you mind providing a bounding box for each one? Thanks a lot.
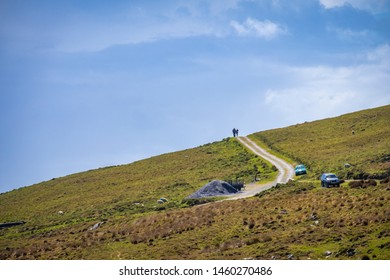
[0,138,276,259]
[0,105,389,260]
[250,105,390,179]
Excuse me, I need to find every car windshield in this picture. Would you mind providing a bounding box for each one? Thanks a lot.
[326,175,337,179]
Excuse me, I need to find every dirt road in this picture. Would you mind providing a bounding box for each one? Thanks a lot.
[228,136,295,200]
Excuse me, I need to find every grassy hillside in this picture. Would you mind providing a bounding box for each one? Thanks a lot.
[0,138,276,259]
[0,105,389,260]
[85,180,389,260]
[250,105,390,180]
[2,180,388,260]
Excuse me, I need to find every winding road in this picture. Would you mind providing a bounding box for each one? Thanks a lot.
[227,136,295,200]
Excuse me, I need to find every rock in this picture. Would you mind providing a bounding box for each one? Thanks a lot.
[287,254,294,260]
[89,222,104,231]
[58,211,64,215]
[310,213,319,221]
[347,249,356,256]
[0,221,26,229]
[325,251,332,256]
[157,197,169,204]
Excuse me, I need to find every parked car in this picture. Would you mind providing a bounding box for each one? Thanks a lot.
[295,164,307,176]
[320,173,340,188]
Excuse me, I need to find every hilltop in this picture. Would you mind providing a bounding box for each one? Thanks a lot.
[0,105,389,260]
[250,105,390,179]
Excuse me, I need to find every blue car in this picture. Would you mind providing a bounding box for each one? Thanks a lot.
[320,173,340,188]
[295,164,307,176]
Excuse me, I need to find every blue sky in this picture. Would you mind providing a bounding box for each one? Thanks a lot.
[0,0,389,193]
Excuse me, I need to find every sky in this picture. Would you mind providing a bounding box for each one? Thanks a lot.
[0,0,389,193]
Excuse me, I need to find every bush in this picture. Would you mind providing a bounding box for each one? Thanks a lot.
[380,177,389,184]
[349,180,364,188]
[349,179,377,188]
[363,179,377,187]
[181,197,217,207]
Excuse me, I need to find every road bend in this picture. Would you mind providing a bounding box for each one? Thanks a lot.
[228,136,295,200]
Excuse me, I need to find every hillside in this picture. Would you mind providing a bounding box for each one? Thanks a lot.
[84,181,389,260]
[250,105,390,180]
[0,105,389,260]
[0,138,276,259]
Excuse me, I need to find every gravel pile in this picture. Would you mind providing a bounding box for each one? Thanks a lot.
[187,180,238,199]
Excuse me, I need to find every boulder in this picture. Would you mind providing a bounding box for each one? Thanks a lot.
[89,222,104,231]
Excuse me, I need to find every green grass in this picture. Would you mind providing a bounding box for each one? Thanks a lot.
[0,105,389,260]
[8,180,386,260]
[0,137,276,259]
[249,105,390,180]
[106,180,389,260]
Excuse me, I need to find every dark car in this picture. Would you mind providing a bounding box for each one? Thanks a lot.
[320,173,340,188]
[295,164,307,176]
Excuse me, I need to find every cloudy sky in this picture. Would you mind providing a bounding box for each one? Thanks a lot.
[0,0,389,193]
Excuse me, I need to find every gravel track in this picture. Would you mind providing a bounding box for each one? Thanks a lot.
[227,136,295,200]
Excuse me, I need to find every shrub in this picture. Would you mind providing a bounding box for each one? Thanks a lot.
[245,237,260,245]
[363,179,377,187]
[349,180,364,188]
[261,235,273,242]
[380,177,389,185]
[248,219,256,230]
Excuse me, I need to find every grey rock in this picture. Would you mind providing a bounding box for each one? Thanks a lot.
[89,222,104,231]
[310,213,319,221]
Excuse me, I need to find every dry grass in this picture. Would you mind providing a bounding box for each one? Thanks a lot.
[3,180,387,260]
[1,106,389,260]
[250,105,390,180]
[0,138,276,260]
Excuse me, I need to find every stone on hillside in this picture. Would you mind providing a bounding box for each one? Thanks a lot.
[89,222,104,231]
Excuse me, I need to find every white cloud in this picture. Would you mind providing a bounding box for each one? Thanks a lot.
[327,26,371,42]
[230,20,249,35]
[366,44,390,64]
[54,17,222,53]
[319,0,387,13]
[230,18,286,39]
[263,45,390,124]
